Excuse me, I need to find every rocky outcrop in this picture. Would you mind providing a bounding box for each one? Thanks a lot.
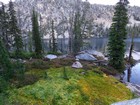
[112,98,140,105]
[126,82,140,96]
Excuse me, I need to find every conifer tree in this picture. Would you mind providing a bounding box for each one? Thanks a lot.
[28,31,33,52]
[73,11,83,54]
[32,9,42,58]
[0,3,10,51]
[0,38,13,80]
[51,20,57,53]
[8,0,23,58]
[107,0,129,72]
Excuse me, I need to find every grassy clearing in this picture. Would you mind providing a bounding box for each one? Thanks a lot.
[8,67,132,105]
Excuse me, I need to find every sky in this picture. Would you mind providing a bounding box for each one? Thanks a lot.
[0,0,140,6]
[83,0,140,6]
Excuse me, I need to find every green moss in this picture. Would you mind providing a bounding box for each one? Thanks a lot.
[8,67,132,105]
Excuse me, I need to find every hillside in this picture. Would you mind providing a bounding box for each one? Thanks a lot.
[14,0,140,28]
[11,0,140,38]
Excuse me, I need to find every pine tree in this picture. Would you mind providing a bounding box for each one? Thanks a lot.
[0,38,13,80]
[8,0,23,58]
[51,20,57,53]
[28,31,33,52]
[73,11,83,54]
[71,1,91,54]
[0,3,10,51]
[107,0,129,72]
[32,9,42,58]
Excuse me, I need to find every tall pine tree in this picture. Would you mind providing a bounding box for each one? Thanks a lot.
[0,3,10,51]
[0,38,13,80]
[107,0,129,72]
[8,0,23,58]
[51,20,57,53]
[73,11,83,54]
[32,9,42,58]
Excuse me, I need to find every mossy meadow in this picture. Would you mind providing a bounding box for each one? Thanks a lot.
[5,67,132,105]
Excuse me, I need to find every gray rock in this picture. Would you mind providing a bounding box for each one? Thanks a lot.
[58,54,67,59]
[72,61,83,69]
[112,98,140,105]
[76,53,97,61]
[44,54,57,60]
[126,82,140,96]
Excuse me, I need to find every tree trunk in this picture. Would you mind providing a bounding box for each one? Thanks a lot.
[127,32,134,82]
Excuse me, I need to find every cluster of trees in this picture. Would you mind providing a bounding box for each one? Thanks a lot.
[0,2,23,57]
[0,0,93,80]
[0,1,23,80]
[0,1,44,58]
[0,1,43,80]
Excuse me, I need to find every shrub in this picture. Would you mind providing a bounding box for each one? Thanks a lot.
[0,77,9,93]
[10,52,34,59]
[100,66,118,75]
[47,51,62,56]
[63,67,69,80]
[11,74,39,88]
[43,70,49,79]
[25,60,50,70]
[12,61,25,81]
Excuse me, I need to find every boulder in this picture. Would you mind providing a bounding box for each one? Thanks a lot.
[86,50,105,58]
[72,61,83,68]
[112,98,140,105]
[44,54,57,60]
[125,82,140,96]
[58,54,67,59]
[76,53,97,61]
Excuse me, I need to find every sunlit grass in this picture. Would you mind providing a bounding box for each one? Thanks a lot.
[8,67,132,105]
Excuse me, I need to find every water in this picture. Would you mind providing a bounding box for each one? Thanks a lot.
[43,38,140,53]
[123,63,140,85]
[125,38,140,52]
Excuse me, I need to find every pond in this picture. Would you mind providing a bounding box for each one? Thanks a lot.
[123,63,140,85]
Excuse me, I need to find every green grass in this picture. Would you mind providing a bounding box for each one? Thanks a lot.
[8,67,132,105]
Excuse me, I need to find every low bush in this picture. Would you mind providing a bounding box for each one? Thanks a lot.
[47,51,62,56]
[11,74,39,88]
[0,77,9,93]
[12,61,25,80]
[10,52,34,59]
[25,60,50,70]
[100,66,118,75]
